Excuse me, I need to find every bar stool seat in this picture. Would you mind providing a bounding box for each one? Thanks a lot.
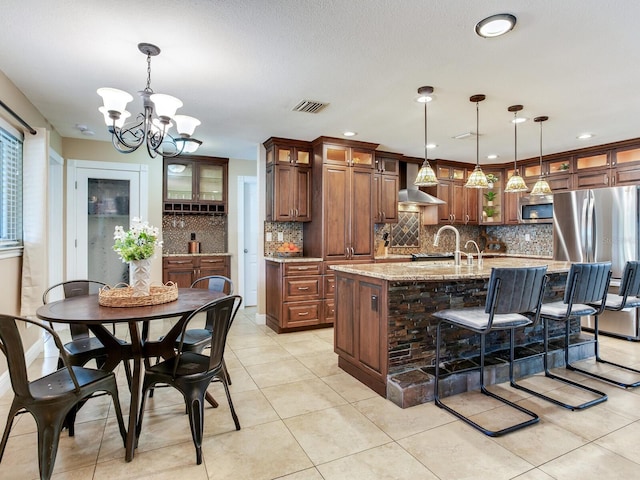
[575,260,640,388]
[432,266,548,437]
[511,262,611,410]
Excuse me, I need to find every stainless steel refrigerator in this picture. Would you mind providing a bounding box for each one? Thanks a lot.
[553,185,640,340]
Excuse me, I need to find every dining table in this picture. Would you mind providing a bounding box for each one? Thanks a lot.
[36,287,225,462]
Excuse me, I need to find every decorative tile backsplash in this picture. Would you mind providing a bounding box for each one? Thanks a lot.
[265,215,553,258]
[264,221,303,256]
[162,214,227,254]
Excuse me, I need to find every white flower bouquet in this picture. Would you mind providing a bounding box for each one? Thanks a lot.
[113,217,163,262]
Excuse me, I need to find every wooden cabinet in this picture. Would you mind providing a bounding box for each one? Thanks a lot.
[334,271,387,395]
[522,158,573,193]
[163,156,228,214]
[304,137,378,261]
[574,151,612,189]
[612,146,640,186]
[264,138,312,222]
[372,152,400,224]
[265,260,328,333]
[427,164,478,225]
[162,255,230,288]
[480,170,503,224]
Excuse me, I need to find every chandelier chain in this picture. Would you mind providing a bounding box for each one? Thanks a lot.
[145,52,153,93]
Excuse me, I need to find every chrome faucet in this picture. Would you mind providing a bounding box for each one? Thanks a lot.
[465,240,483,268]
[434,225,461,266]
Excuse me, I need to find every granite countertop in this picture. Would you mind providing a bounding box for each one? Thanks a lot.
[330,257,571,281]
[265,256,323,263]
[163,253,231,257]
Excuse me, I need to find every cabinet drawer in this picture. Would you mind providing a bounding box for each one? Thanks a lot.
[324,299,335,323]
[163,257,196,269]
[324,275,335,298]
[200,256,227,266]
[284,262,322,276]
[283,301,321,328]
[284,277,321,301]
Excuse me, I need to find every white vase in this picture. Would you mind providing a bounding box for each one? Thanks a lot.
[487,200,494,206]
[130,258,152,297]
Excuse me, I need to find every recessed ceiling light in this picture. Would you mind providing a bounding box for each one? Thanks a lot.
[475,13,517,38]
[487,154,499,160]
[343,131,357,137]
[426,143,437,149]
[577,133,594,140]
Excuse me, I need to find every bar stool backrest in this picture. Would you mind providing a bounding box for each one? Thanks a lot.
[485,266,548,315]
[619,261,640,299]
[563,262,611,306]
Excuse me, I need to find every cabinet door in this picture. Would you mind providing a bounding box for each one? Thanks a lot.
[614,164,640,186]
[379,175,399,223]
[575,169,611,189]
[273,165,296,221]
[350,169,374,258]
[165,162,194,201]
[451,183,466,224]
[465,187,479,224]
[435,181,453,223]
[358,282,384,376]
[198,257,230,284]
[372,173,382,223]
[293,167,312,221]
[504,191,523,224]
[334,274,357,359]
[323,166,349,259]
[547,174,572,192]
[163,258,196,288]
[198,163,225,203]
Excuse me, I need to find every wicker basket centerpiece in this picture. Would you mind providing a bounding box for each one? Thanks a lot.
[98,282,178,307]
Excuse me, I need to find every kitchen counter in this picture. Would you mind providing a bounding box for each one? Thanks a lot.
[163,252,231,257]
[264,256,323,263]
[332,257,578,406]
[331,257,569,281]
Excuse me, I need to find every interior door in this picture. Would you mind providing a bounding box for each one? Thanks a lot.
[67,160,148,285]
[243,177,258,306]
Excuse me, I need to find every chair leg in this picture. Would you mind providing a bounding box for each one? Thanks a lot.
[511,317,608,410]
[222,359,232,385]
[434,322,538,437]
[184,388,207,465]
[566,314,640,388]
[122,360,133,390]
[35,410,66,480]
[0,403,20,462]
[220,377,240,431]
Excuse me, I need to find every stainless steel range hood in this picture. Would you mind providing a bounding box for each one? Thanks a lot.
[398,163,446,205]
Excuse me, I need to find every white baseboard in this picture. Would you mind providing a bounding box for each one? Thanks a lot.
[255,313,266,325]
[0,336,44,397]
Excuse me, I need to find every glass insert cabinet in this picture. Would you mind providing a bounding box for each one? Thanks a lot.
[163,156,228,214]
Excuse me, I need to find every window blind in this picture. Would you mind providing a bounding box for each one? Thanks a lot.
[0,126,23,246]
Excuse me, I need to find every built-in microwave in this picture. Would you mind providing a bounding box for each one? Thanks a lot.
[518,195,553,224]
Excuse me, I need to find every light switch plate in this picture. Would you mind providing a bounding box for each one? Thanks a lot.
[277,232,284,241]
[266,232,273,242]
[525,234,531,242]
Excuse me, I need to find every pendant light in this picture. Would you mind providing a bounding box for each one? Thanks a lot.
[530,116,552,195]
[464,94,489,189]
[414,86,438,186]
[504,104,529,193]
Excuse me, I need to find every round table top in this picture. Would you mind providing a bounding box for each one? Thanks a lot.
[36,288,225,324]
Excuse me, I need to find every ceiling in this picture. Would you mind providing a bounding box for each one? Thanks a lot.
[1,0,639,164]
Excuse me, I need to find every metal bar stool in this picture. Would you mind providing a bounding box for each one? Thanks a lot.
[511,262,611,410]
[433,266,548,437]
[571,260,640,388]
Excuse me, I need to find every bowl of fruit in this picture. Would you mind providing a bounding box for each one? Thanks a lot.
[275,242,302,257]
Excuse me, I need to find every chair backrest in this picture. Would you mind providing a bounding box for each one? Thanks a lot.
[563,262,612,305]
[0,315,80,398]
[42,280,106,339]
[485,266,548,316]
[619,261,640,299]
[190,275,233,295]
[175,295,242,375]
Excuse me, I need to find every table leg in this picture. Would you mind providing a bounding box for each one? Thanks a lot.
[125,321,143,462]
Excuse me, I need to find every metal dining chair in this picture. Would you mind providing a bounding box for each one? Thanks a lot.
[511,262,611,410]
[42,280,132,434]
[573,260,640,388]
[0,314,127,480]
[136,295,242,465]
[432,266,548,437]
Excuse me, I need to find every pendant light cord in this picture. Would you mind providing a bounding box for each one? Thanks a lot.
[424,100,428,163]
[513,111,518,174]
[476,100,479,167]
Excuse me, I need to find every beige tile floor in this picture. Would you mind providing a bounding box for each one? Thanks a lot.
[2,308,640,479]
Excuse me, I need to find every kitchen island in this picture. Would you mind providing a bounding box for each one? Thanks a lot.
[331,258,585,407]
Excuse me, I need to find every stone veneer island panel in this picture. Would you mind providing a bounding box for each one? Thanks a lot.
[331,258,579,407]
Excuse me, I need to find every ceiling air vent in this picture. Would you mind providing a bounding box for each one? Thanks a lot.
[292,99,329,114]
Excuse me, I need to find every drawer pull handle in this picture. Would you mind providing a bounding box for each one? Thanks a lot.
[170,261,191,264]
[297,286,310,291]
[298,311,309,316]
